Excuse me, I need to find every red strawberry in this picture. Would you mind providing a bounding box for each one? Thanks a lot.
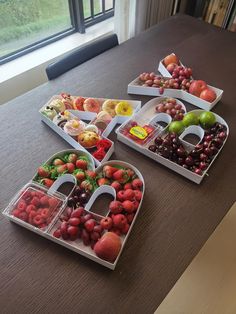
[123,189,135,201]
[85,170,97,179]
[122,200,135,213]
[76,159,88,170]
[66,162,75,173]
[124,183,132,190]
[37,166,50,178]
[134,190,142,201]
[97,178,110,186]
[121,223,130,234]
[80,180,93,191]
[133,200,140,210]
[57,164,67,174]
[53,158,64,166]
[111,181,122,192]
[103,165,118,178]
[132,178,143,190]
[74,170,85,182]
[126,213,135,224]
[117,190,126,201]
[109,201,123,214]
[112,169,129,184]
[41,178,54,187]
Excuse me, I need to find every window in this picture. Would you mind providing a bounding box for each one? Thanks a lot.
[0,0,115,65]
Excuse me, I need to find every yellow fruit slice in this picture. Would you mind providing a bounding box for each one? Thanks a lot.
[115,101,133,116]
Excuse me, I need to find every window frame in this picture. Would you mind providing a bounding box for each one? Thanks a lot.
[0,0,115,65]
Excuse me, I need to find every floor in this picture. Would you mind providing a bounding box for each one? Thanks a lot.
[155,202,236,314]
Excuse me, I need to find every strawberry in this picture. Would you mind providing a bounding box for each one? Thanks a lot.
[85,170,97,179]
[76,159,88,170]
[132,178,143,190]
[112,169,129,184]
[37,166,50,178]
[57,164,67,174]
[124,183,132,190]
[103,165,118,178]
[41,178,54,188]
[80,180,93,191]
[97,178,110,186]
[111,181,122,192]
[66,162,75,173]
[53,158,64,166]
[74,170,85,182]
[67,153,77,164]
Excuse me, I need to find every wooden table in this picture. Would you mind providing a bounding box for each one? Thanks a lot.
[0,14,235,313]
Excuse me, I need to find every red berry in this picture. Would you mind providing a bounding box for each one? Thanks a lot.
[123,189,135,201]
[40,196,49,207]
[122,200,135,213]
[48,198,59,208]
[17,200,27,211]
[117,190,126,201]
[134,190,142,201]
[131,178,143,190]
[76,159,88,170]
[33,215,44,225]
[25,204,36,214]
[133,200,140,210]
[12,209,20,218]
[31,196,40,207]
[121,223,130,234]
[124,183,132,190]
[40,208,50,219]
[110,181,122,192]
[126,213,135,224]
[109,201,123,214]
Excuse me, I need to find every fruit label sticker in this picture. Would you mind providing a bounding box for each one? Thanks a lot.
[130,126,148,140]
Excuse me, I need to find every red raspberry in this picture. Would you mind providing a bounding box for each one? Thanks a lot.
[40,208,50,219]
[17,200,27,211]
[18,211,28,222]
[31,196,40,207]
[48,197,59,208]
[21,190,32,201]
[40,196,49,207]
[25,204,36,214]
[12,209,21,218]
[38,223,47,229]
[33,215,44,225]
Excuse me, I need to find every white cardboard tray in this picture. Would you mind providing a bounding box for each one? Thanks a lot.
[3,150,145,270]
[127,76,223,111]
[116,104,229,184]
[40,95,142,166]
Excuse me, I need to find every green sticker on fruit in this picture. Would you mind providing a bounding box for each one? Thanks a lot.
[130,126,148,139]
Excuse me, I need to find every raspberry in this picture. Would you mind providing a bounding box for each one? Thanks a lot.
[40,196,49,207]
[25,204,36,214]
[48,197,59,208]
[12,209,20,218]
[31,196,40,207]
[18,211,28,222]
[33,215,44,225]
[40,208,50,219]
[17,200,27,211]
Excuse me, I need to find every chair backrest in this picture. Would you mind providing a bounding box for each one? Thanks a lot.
[46,33,118,80]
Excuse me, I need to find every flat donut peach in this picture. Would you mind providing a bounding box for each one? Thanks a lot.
[83,98,100,113]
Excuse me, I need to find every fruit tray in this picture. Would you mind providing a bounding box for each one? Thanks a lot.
[116,97,229,184]
[39,93,141,165]
[3,149,145,270]
[127,53,223,111]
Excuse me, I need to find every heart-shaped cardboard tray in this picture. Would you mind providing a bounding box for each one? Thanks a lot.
[116,97,229,184]
[127,53,223,111]
[3,149,145,270]
[39,94,141,166]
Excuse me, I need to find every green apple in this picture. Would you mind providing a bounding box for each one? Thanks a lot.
[183,112,199,127]
[168,121,185,134]
[199,111,216,129]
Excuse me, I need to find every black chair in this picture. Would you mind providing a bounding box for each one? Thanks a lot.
[46,33,118,80]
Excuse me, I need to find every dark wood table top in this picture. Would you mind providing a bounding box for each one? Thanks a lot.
[1,14,236,313]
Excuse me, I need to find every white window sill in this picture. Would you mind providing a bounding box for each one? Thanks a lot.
[0,18,114,84]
